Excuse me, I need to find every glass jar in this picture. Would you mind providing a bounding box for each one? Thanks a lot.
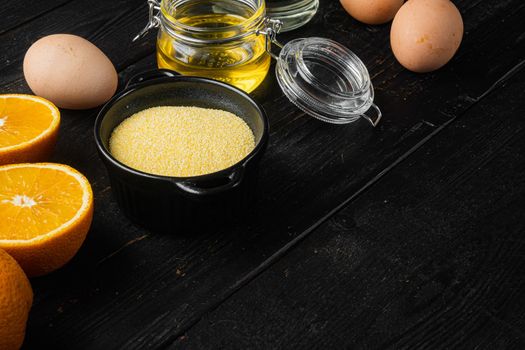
[135,0,382,127]
[136,0,270,93]
[266,0,319,32]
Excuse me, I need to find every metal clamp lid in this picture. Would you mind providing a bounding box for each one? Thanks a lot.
[133,0,161,42]
[256,18,284,60]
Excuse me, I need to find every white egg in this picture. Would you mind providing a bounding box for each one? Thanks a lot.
[24,34,118,109]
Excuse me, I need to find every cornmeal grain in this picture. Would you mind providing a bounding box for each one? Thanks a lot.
[109,106,255,177]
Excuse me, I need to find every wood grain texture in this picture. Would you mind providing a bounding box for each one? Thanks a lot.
[173,66,525,350]
[0,0,520,349]
[0,0,73,35]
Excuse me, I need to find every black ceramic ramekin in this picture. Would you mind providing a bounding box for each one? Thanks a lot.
[94,70,269,233]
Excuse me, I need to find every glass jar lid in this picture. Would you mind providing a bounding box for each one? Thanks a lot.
[275,37,381,126]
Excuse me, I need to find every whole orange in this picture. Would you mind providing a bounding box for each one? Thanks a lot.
[0,248,33,350]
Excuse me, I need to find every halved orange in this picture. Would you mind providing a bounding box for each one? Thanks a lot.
[0,94,60,165]
[0,163,93,276]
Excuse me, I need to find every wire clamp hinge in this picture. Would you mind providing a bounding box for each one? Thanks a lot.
[257,18,284,60]
[133,0,161,42]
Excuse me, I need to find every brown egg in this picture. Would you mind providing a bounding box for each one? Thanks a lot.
[23,34,118,110]
[340,0,405,25]
[390,0,463,73]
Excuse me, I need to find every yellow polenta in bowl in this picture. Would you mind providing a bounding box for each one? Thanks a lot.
[94,71,269,232]
[109,106,255,177]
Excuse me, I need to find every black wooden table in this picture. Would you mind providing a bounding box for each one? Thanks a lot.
[2,0,524,348]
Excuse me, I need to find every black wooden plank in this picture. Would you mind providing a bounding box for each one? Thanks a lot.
[4,0,523,349]
[173,62,525,350]
[0,0,73,35]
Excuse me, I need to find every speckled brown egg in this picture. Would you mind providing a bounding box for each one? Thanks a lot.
[340,0,405,25]
[390,0,463,73]
[23,34,118,110]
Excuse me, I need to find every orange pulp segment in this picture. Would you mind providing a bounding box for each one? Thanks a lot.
[0,94,60,165]
[0,163,93,276]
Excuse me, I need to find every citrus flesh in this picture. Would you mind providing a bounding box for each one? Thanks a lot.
[0,94,60,165]
[0,163,93,276]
